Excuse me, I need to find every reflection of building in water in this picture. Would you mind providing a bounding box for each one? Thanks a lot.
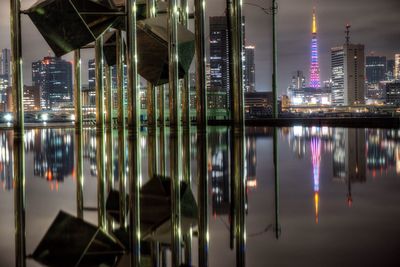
[333,128,366,183]
[246,136,257,189]
[0,131,13,191]
[285,126,333,159]
[311,137,321,224]
[209,130,231,216]
[366,129,397,175]
[82,129,97,176]
[32,129,74,182]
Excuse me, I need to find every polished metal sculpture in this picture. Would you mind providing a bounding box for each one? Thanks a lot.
[26,0,120,57]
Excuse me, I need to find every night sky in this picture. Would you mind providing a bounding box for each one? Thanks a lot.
[0,0,399,93]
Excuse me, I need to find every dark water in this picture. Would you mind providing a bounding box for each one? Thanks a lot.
[0,126,399,266]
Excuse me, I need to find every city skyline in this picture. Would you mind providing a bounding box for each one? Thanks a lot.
[0,0,398,94]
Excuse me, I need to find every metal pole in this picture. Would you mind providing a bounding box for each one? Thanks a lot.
[97,130,107,230]
[75,128,84,219]
[74,50,82,130]
[116,30,128,228]
[128,129,141,267]
[159,85,165,126]
[195,0,207,128]
[169,0,181,127]
[273,127,281,239]
[106,128,114,191]
[96,37,105,130]
[195,0,209,265]
[14,133,26,267]
[105,64,113,127]
[127,0,140,129]
[181,0,190,127]
[272,0,278,118]
[127,0,141,264]
[233,127,246,267]
[10,0,24,131]
[169,0,182,265]
[116,30,125,127]
[227,0,245,127]
[146,0,157,128]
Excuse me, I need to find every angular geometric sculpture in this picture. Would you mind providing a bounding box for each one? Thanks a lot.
[103,30,120,66]
[106,176,198,243]
[137,16,195,85]
[31,211,124,267]
[26,0,120,57]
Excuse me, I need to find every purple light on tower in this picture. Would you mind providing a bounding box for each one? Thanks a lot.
[309,8,321,88]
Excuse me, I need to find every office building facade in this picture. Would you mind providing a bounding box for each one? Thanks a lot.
[331,44,365,106]
[244,45,256,92]
[32,56,73,109]
[366,56,386,84]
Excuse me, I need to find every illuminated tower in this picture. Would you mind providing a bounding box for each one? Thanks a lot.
[309,8,321,88]
[311,137,321,224]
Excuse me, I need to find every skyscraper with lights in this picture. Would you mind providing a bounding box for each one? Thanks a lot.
[309,8,321,88]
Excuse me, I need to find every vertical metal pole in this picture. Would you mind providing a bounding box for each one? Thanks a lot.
[128,128,141,267]
[148,127,158,178]
[183,125,192,265]
[127,0,140,130]
[117,30,125,126]
[118,126,127,228]
[272,0,278,118]
[14,133,26,267]
[146,0,157,127]
[169,0,182,265]
[159,85,165,126]
[105,64,113,127]
[106,128,114,191]
[195,0,207,128]
[195,0,209,266]
[273,127,281,239]
[10,0,24,131]
[74,50,82,130]
[127,0,141,264]
[97,130,107,230]
[74,49,84,220]
[96,37,105,130]
[116,30,128,229]
[233,127,246,267]
[227,0,245,126]
[75,128,84,219]
[169,0,181,127]
[181,0,191,127]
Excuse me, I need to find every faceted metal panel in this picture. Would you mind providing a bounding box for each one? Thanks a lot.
[103,30,118,66]
[137,16,195,85]
[32,211,123,267]
[27,0,119,57]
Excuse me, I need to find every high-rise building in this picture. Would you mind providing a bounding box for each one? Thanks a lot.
[331,43,365,106]
[32,56,73,109]
[0,49,11,86]
[309,8,321,88]
[244,45,256,92]
[387,59,395,80]
[366,55,386,84]
[209,16,247,110]
[209,16,231,110]
[395,54,400,80]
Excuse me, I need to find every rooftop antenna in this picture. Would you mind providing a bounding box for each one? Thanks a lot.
[345,24,351,45]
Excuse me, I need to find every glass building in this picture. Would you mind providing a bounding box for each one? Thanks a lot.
[32,56,72,110]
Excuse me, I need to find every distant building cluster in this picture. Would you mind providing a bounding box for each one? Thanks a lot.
[286,8,400,109]
[209,16,263,118]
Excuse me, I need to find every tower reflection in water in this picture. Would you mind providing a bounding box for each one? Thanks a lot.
[4,126,400,266]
